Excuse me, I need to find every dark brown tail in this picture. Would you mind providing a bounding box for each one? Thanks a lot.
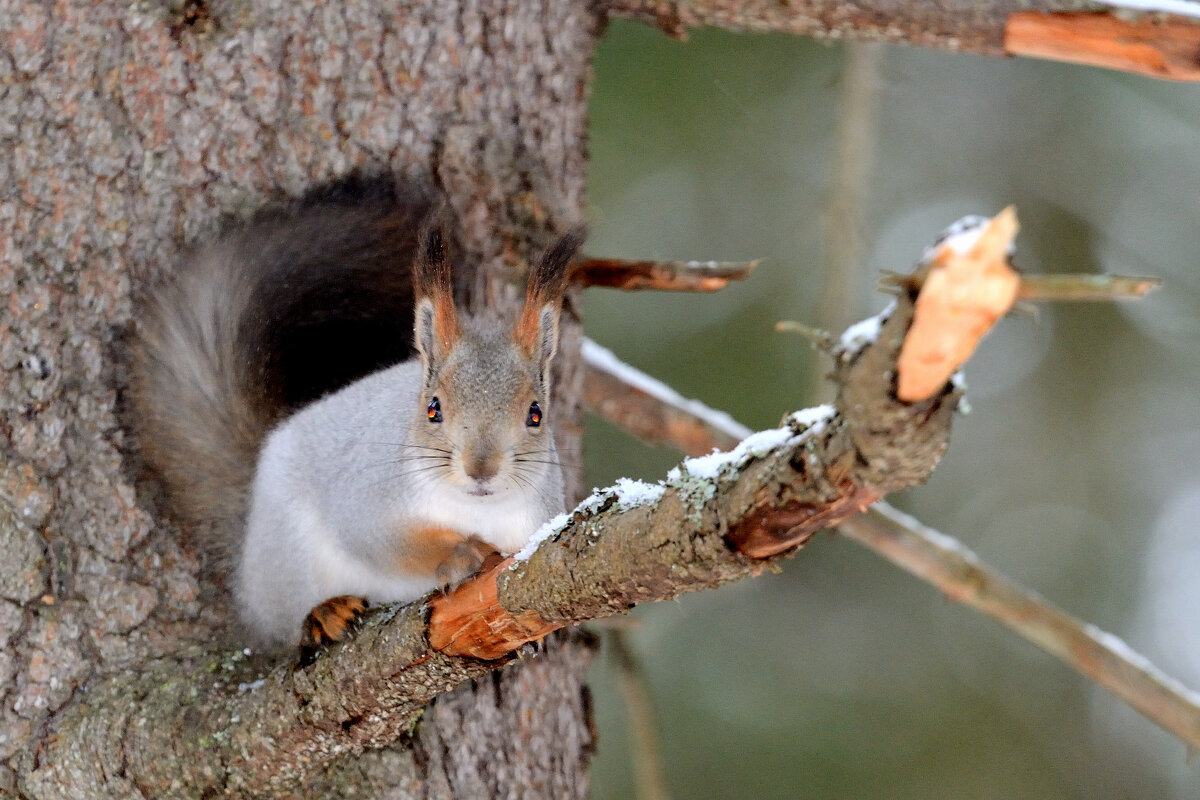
[130,174,435,563]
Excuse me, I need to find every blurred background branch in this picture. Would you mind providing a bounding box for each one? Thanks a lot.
[836,503,1200,750]
[581,333,1200,750]
[572,256,759,291]
[609,629,674,800]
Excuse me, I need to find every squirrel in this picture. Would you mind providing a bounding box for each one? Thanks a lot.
[131,175,583,658]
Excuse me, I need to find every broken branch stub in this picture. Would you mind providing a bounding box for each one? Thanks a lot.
[895,207,1021,402]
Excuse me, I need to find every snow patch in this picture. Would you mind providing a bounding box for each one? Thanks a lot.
[673,404,835,482]
[1102,0,1200,18]
[838,302,895,357]
[926,213,1016,262]
[513,511,571,562]
[512,479,667,563]
[613,476,667,507]
[1085,625,1200,707]
[788,404,836,431]
[839,313,884,351]
[681,427,792,480]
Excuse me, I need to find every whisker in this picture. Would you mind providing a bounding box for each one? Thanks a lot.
[362,441,453,454]
[350,455,450,478]
[367,464,447,492]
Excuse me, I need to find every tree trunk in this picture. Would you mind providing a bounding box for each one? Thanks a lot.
[0,0,598,795]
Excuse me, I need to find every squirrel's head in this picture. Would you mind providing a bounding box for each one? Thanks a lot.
[411,224,583,497]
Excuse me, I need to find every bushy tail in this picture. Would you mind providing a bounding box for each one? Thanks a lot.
[131,175,434,562]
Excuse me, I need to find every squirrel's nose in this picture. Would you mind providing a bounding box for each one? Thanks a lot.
[465,451,500,482]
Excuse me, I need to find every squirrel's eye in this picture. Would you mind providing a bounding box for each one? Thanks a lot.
[526,401,542,428]
[427,397,442,423]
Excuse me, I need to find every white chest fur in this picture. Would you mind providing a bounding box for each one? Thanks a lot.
[411,481,545,554]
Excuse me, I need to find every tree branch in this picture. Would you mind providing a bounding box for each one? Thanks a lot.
[582,338,749,454]
[579,290,1200,752]
[1016,273,1163,301]
[602,1,1200,82]
[610,629,672,800]
[30,244,962,797]
[836,504,1200,750]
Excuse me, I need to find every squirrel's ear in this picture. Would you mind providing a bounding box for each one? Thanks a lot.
[515,228,585,373]
[533,303,560,387]
[414,298,441,381]
[413,222,459,376]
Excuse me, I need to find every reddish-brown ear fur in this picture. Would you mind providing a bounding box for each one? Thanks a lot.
[515,229,585,354]
[414,223,460,350]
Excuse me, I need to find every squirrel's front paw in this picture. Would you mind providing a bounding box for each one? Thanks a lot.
[435,535,502,592]
[299,595,368,665]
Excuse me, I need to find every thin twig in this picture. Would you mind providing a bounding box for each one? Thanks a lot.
[580,338,1200,751]
[1016,273,1163,301]
[610,630,673,800]
[571,256,758,292]
[774,320,833,347]
[836,503,1200,750]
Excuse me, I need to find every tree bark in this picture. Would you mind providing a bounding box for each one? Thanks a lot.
[0,0,598,796]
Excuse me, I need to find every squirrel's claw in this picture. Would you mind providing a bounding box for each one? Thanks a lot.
[298,594,369,666]
[435,535,501,594]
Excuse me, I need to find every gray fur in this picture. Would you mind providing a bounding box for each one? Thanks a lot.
[236,352,565,646]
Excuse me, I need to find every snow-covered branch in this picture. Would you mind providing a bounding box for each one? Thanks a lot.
[36,208,1036,796]
[579,270,1200,752]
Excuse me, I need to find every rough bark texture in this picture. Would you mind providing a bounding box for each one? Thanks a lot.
[0,0,598,796]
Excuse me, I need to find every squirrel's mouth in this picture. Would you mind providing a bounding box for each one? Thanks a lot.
[466,481,497,497]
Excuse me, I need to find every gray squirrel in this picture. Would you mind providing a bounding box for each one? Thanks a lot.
[131,176,582,657]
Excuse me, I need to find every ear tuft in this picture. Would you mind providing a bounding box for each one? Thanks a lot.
[413,217,460,357]
[515,227,585,355]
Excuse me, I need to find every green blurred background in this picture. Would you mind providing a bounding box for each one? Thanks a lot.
[581,21,1200,799]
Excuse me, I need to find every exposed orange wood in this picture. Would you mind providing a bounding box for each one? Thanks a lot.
[1005,12,1200,82]
[427,557,563,659]
[896,208,1020,402]
[726,485,882,559]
